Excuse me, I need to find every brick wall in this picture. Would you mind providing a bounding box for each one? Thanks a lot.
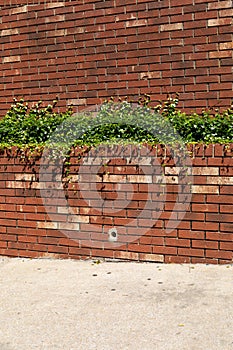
[0,0,232,116]
[0,144,232,264]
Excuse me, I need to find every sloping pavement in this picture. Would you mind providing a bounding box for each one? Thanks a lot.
[0,257,232,350]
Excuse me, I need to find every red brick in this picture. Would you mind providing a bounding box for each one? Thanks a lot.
[218,259,233,265]
[206,249,232,260]
[184,212,205,221]
[191,194,206,203]
[139,253,164,262]
[139,236,164,246]
[220,223,233,232]
[0,219,17,227]
[207,194,232,204]
[38,237,59,245]
[178,247,204,257]
[18,250,40,259]
[18,236,38,243]
[128,244,152,253]
[192,221,219,231]
[192,203,219,212]
[220,205,233,213]
[91,249,114,259]
[192,240,218,249]
[153,246,177,255]
[165,238,190,247]
[178,230,205,240]
[206,231,232,241]
[220,242,233,251]
[47,245,68,254]
[0,249,19,257]
[220,186,233,195]
[114,251,139,260]
[8,242,27,250]
[191,257,218,264]
[165,255,190,263]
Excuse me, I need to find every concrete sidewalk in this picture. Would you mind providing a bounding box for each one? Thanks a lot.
[0,257,232,350]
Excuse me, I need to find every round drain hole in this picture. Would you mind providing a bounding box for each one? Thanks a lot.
[108,228,118,242]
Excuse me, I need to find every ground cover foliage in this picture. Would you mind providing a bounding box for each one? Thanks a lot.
[0,95,232,148]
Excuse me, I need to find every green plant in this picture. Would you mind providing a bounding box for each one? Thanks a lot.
[166,104,233,143]
[0,96,232,149]
[0,98,72,145]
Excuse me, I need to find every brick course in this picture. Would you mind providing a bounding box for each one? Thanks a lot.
[0,144,232,264]
[0,1,232,116]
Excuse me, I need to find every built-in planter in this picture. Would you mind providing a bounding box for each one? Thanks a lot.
[0,144,232,264]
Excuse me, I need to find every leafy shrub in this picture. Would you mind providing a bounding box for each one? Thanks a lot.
[0,98,72,145]
[159,95,233,144]
[49,98,180,148]
[0,96,232,148]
